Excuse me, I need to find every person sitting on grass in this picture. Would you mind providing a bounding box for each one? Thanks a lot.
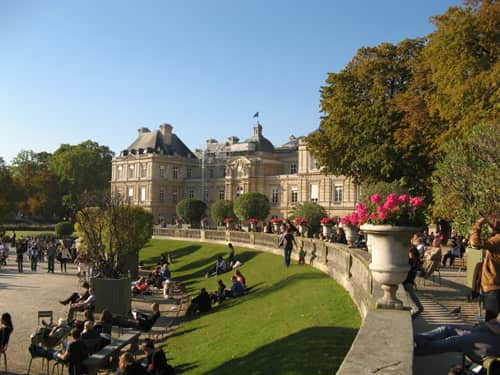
[187,288,211,316]
[206,256,228,277]
[210,279,227,305]
[235,270,246,289]
[227,275,245,298]
[67,288,96,321]
[131,277,150,295]
[141,338,175,375]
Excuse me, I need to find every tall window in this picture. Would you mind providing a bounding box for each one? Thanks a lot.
[188,190,194,199]
[272,188,279,205]
[172,191,178,203]
[208,168,214,178]
[117,166,123,180]
[290,163,297,174]
[140,187,146,202]
[128,187,134,199]
[187,168,192,179]
[128,165,135,178]
[141,163,147,178]
[219,190,225,200]
[310,184,319,202]
[334,185,343,203]
[159,166,165,178]
[291,188,298,204]
[310,156,317,170]
[236,186,244,197]
[173,167,178,179]
[159,188,165,202]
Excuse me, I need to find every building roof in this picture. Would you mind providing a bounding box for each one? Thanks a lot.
[125,128,197,158]
[242,123,275,153]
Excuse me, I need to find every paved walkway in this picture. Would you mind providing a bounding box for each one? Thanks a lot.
[410,264,482,374]
[0,248,187,375]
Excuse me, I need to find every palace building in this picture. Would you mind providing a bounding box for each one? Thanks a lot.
[111,122,359,224]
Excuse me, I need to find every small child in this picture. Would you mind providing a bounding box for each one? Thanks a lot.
[298,244,306,265]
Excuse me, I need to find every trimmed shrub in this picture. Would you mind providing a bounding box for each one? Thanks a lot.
[234,192,270,222]
[176,199,207,225]
[55,221,74,237]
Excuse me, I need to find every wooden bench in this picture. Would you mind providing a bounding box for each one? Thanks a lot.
[82,330,140,375]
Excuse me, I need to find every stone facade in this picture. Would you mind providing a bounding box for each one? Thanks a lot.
[111,122,359,223]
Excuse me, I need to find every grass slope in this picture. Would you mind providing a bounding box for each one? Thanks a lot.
[140,239,360,375]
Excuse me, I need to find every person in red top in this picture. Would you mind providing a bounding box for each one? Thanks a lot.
[470,213,500,321]
[235,270,246,289]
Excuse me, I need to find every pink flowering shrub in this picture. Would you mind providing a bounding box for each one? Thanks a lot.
[271,218,282,223]
[247,218,258,224]
[355,193,426,226]
[294,217,308,225]
[320,217,335,225]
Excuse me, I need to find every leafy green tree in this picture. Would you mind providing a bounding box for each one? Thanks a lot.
[233,192,270,222]
[294,202,327,234]
[75,194,153,278]
[432,123,500,235]
[424,1,499,136]
[307,39,432,193]
[176,199,207,225]
[55,221,74,237]
[210,200,235,225]
[0,158,20,225]
[360,180,409,202]
[10,150,63,219]
[50,141,114,215]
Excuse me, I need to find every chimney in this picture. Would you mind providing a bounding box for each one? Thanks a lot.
[227,136,239,145]
[138,127,150,134]
[159,123,173,144]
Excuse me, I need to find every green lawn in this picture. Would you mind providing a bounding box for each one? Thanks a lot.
[140,239,361,375]
[4,230,55,238]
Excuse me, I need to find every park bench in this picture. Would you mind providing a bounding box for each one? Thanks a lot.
[82,330,140,375]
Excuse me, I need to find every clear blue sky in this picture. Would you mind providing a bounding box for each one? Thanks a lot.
[0,0,461,164]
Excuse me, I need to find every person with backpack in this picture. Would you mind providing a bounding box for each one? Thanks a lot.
[470,213,500,322]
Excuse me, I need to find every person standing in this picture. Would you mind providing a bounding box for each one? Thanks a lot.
[46,241,56,273]
[30,241,39,271]
[403,246,424,319]
[279,227,297,268]
[16,242,24,273]
[469,213,500,322]
[58,245,72,272]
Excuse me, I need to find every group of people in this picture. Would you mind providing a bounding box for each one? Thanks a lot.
[411,214,500,372]
[0,233,77,274]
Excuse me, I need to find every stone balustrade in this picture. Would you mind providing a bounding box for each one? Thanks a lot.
[153,227,413,374]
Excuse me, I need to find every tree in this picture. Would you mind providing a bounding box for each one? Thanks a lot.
[424,1,499,136]
[55,221,74,237]
[233,192,270,222]
[0,158,19,225]
[10,150,63,219]
[50,141,114,215]
[210,200,235,225]
[307,39,433,192]
[75,193,153,278]
[294,202,327,234]
[176,199,207,225]
[432,123,500,235]
[360,180,409,202]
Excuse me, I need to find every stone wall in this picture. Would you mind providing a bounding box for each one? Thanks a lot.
[153,227,414,374]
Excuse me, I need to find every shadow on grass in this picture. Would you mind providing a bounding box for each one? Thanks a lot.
[204,326,357,375]
[174,361,199,374]
[144,245,202,266]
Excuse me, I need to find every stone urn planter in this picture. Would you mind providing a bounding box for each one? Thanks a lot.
[322,224,333,237]
[91,277,131,316]
[342,224,359,247]
[272,222,281,233]
[297,223,307,236]
[225,222,234,230]
[249,222,257,232]
[361,224,419,309]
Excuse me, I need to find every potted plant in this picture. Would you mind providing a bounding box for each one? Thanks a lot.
[271,217,282,233]
[294,217,309,235]
[320,217,334,237]
[75,193,153,315]
[224,217,234,230]
[355,193,425,309]
[340,213,360,247]
[175,217,183,228]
